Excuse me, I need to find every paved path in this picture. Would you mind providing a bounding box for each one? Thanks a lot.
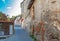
[0,29,33,41]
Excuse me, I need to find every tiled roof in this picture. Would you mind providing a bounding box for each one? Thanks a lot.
[0,20,14,23]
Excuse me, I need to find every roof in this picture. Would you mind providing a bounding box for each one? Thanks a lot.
[0,20,14,23]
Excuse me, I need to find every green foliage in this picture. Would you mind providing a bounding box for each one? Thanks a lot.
[0,12,2,16]
[11,15,22,21]
[11,16,16,21]
[0,12,7,20]
[30,35,37,41]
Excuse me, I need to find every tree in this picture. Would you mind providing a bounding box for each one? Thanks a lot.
[0,12,7,21]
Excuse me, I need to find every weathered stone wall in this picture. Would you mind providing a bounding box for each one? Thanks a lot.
[21,0,60,41]
[31,0,60,41]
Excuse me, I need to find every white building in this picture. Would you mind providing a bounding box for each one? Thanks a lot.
[21,0,31,32]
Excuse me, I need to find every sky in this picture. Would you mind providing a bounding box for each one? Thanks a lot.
[0,0,23,18]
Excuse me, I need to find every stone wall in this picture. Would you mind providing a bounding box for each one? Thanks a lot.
[30,0,60,41]
[21,0,60,41]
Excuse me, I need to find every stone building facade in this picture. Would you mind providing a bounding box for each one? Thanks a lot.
[21,0,60,41]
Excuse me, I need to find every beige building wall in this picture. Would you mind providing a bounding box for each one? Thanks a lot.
[32,0,60,25]
[28,0,60,41]
[21,0,60,41]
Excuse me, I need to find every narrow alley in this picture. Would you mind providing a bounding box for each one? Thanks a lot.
[1,0,60,41]
[0,27,33,41]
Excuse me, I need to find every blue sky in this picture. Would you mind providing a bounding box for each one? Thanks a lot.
[0,0,23,17]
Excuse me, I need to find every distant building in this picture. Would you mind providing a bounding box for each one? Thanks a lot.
[0,13,14,37]
[21,0,31,32]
